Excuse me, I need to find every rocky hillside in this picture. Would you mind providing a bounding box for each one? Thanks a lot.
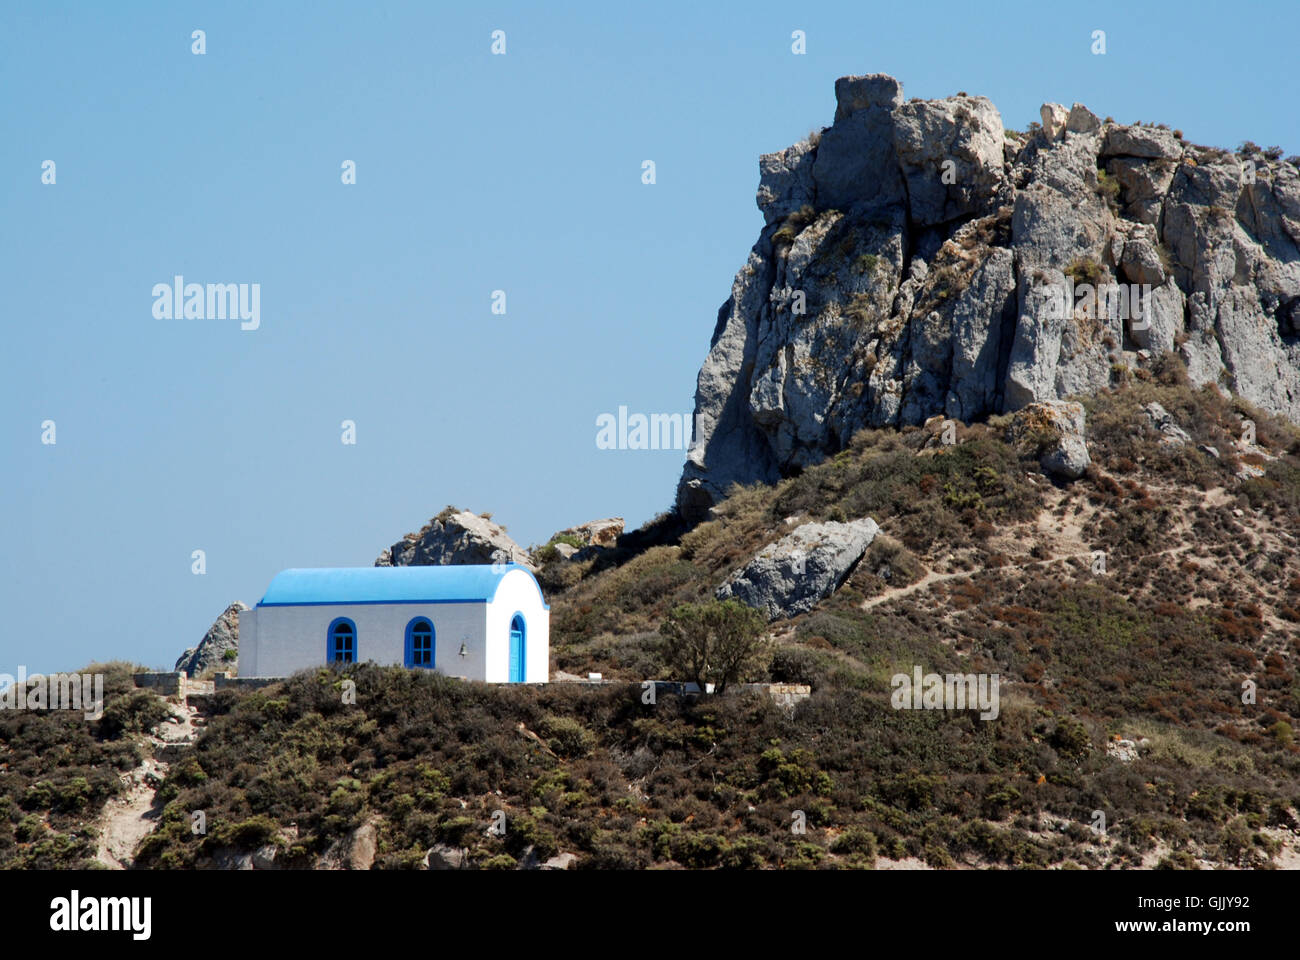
[679,74,1300,519]
[56,368,1298,872]
[6,72,1300,873]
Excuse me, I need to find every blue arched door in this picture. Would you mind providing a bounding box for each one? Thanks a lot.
[508,614,525,683]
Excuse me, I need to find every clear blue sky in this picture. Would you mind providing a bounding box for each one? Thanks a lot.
[2,0,1296,673]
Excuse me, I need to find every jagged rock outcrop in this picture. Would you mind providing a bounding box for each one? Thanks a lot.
[376,507,537,572]
[678,72,1300,520]
[716,517,880,620]
[175,602,247,678]
[549,518,624,548]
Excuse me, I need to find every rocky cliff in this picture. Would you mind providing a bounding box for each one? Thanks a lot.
[678,73,1300,520]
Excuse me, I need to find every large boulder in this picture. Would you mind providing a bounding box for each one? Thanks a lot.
[1007,400,1091,480]
[423,844,468,870]
[1065,103,1101,136]
[892,94,1005,227]
[317,820,379,870]
[211,847,255,870]
[1039,103,1068,141]
[175,601,247,678]
[377,507,537,572]
[1102,125,1183,160]
[716,517,880,620]
[540,852,579,870]
[1120,232,1167,287]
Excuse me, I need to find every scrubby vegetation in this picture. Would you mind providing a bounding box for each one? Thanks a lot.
[0,662,153,868]
[127,648,1298,870]
[531,354,1300,867]
[772,205,819,247]
[5,356,1300,870]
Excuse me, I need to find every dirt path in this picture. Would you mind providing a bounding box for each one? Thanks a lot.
[95,757,168,868]
[860,551,1099,612]
[94,700,201,869]
[859,481,1211,614]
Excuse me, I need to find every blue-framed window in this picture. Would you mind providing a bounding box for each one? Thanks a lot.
[406,617,435,668]
[328,617,356,664]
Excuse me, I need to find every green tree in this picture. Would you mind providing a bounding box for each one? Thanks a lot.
[657,599,768,693]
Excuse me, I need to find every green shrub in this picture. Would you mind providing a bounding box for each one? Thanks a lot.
[1095,168,1121,202]
[854,253,880,275]
[1065,257,1102,286]
[1050,719,1093,762]
[768,646,828,689]
[220,815,280,848]
[830,827,878,859]
[658,599,769,693]
[537,716,594,758]
[99,690,170,737]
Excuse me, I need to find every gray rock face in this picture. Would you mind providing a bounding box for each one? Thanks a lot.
[676,72,1300,521]
[175,602,248,678]
[678,241,783,522]
[716,517,880,620]
[377,507,537,572]
[1005,127,1114,413]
